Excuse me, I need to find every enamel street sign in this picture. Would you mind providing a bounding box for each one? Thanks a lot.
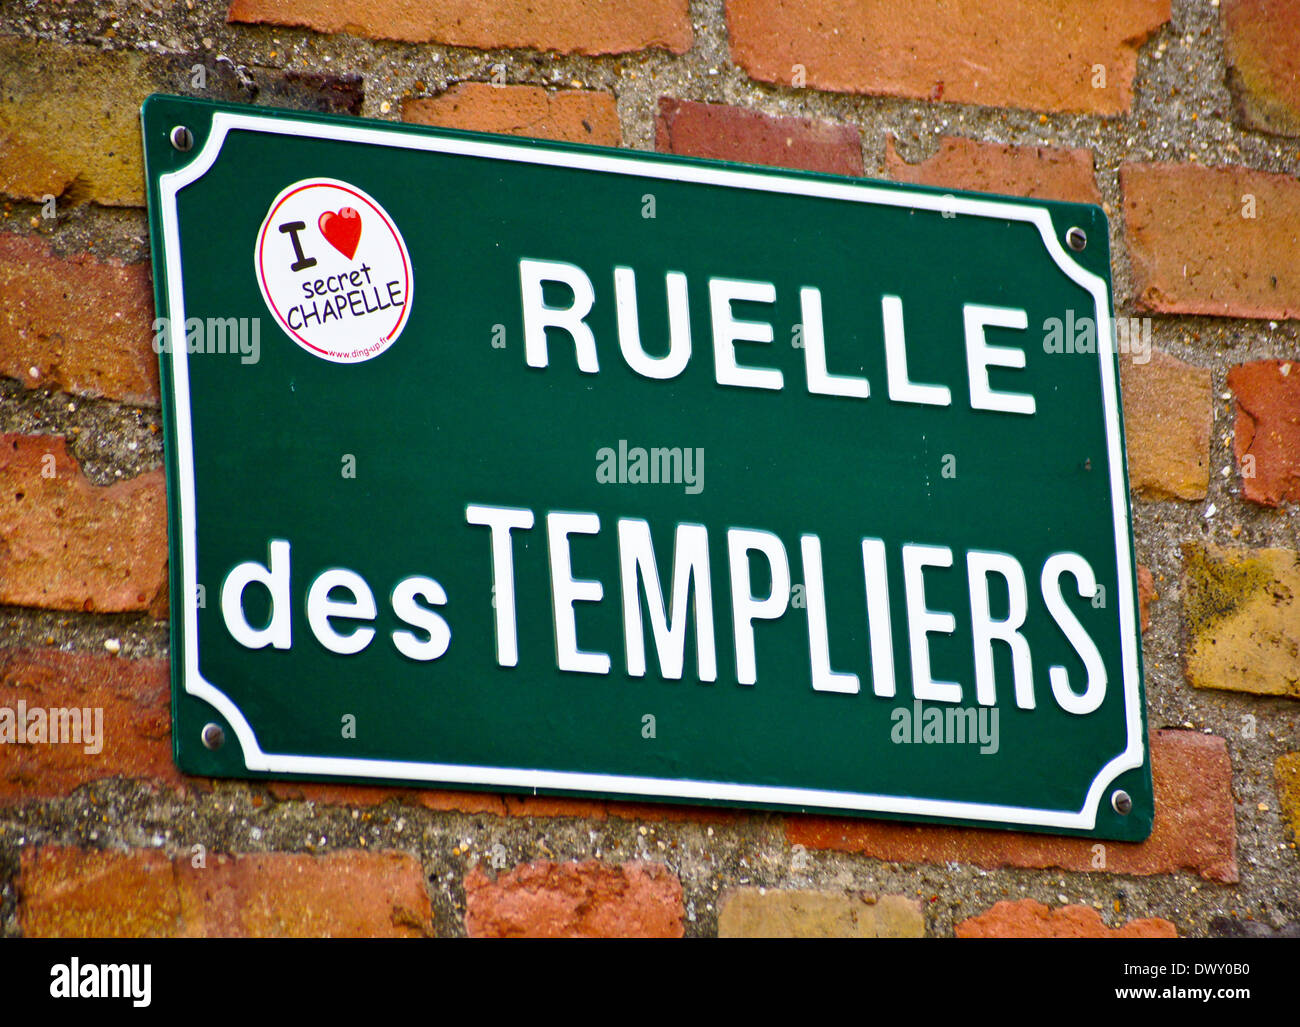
[143,95,1153,840]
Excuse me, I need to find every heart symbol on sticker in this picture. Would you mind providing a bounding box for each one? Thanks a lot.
[318,207,362,259]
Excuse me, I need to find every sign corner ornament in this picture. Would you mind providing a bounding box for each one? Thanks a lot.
[142,93,1153,841]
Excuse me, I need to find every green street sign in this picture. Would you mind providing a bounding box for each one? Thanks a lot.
[142,94,1152,840]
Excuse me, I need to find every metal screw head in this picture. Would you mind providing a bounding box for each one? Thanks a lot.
[1066,226,1087,252]
[1111,789,1132,815]
[170,125,194,152]
[201,722,225,750]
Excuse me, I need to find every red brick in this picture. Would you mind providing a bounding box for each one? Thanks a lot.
[0,39,148,207]
[265,780,747,824]
[267,780,510,815]
[502,794,609,819]
[17,847,180,938]
[1137,563,1156,633]
[1228,359,1300,506]
[403,83,621,145]
[786,730,1237,883]
[173,851,432,937]
[266,783,741,824]
[1222,0,1300,136]
[465,859,684,937]
[267,781,402,807]
[19,846,432,937]
[0,233,157,406]
[655,98,863,175]
[1119,350,1213,500]
[504,795,746,825]
[498,792,744,824]
[147,573,169,621]
[725,0,1169,115]
[884,135,1102,206]
[719,888,925,937]
[417,790,508,815]
[1122,162,1300,319]
[0,434,167,612]
[0,38,364,207]
[0,648,177,804]
[1183,543,1300,700]
[956,899,1177,938]
[227,0,692,54]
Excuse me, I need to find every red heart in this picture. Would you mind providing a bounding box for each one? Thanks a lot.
[318,207,362,259]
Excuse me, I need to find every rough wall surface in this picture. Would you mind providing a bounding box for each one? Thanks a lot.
[0,0,1296,938]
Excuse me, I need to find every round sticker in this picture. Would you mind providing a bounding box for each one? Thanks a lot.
[254,178,413,363]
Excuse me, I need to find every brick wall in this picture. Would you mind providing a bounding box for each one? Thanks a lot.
[1,0,1297,939]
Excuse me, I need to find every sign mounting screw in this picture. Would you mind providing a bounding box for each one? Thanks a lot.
[1066,226,1087,251]
[170,125,194,152]
[1111,789,1132,815]
[201,722,225,750]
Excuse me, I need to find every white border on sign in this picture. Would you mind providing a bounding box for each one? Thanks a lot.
[157,109,1143,831]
